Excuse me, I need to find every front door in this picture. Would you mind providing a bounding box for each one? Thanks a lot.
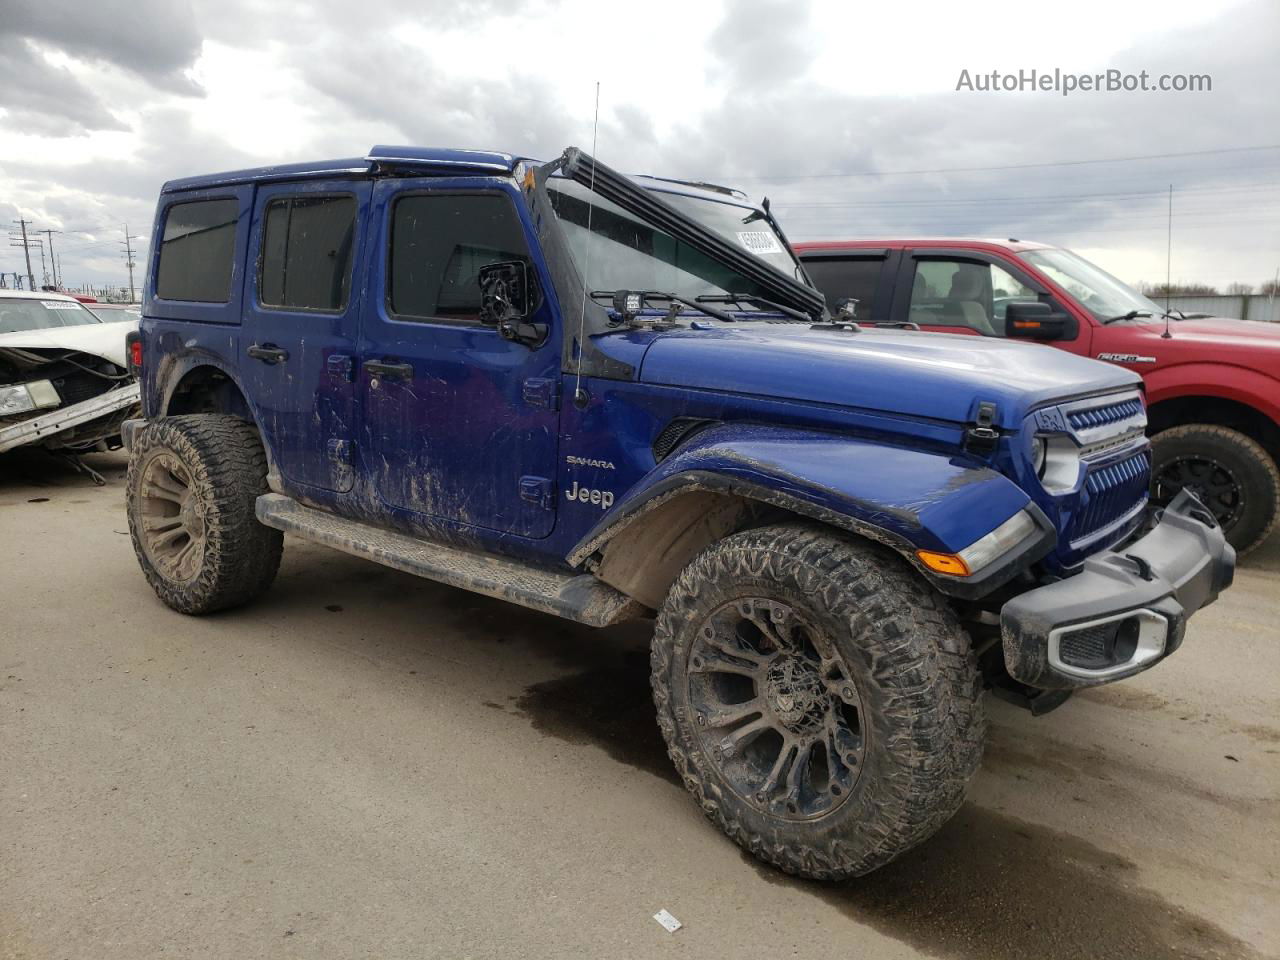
[241,180,370,493]
[358,178,561,539]
[891,250,1092,356]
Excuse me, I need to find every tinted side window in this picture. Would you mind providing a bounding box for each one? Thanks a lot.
[804,257,884,319]
[259,195,356,311]
[156,198,240,302]
[389,194,530,322]
[908,259,1039,336]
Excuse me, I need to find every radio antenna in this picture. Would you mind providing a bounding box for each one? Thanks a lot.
[573,81,601,408]
[1162,183,1173,339]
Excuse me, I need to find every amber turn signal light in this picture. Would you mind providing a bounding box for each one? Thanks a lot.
[916,550,971,576]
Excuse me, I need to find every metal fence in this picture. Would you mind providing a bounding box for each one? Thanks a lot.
[1160,294,1280,323]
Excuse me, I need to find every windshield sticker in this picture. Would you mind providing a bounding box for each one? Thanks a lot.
[737,231,783,256]
[41,300,82,310]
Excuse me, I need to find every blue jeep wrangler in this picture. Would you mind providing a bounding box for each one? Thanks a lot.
[122,146,1234,878]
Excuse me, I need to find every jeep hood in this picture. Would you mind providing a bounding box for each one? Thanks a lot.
[637,325,1140,429]
[0,320,135,368]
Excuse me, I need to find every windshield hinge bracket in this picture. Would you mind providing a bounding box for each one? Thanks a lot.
[965,401,1001,453]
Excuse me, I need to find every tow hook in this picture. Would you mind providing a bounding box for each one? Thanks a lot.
[965,401,1000,453]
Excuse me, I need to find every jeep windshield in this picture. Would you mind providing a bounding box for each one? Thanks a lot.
[0,297,103,334]
[546,178,805,317]
[1022,248,1165,323]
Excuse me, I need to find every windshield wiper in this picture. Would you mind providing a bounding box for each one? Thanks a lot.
[589,289,738,324]
[696,292,814,324]
[1100,310,1154,325]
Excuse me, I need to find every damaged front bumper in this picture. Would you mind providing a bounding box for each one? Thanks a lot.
[0,382,142,454]
[1000,490,1234,690]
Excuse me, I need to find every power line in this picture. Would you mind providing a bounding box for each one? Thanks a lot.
[775,181,1280,209]
[39,229,62,288]
[120,224,141,303]
[722,144,1280,182]
[11,219,36,290]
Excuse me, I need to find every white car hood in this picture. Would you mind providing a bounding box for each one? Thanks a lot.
[0,320,136,368]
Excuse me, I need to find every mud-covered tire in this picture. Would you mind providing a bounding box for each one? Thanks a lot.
[127,415,282,614]
[651,522,984,879]
[1151,424,1279,556]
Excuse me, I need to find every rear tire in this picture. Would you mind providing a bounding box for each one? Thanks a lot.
[650,522,984,879]
[1151,424,1279,556]
[127,415,282,614]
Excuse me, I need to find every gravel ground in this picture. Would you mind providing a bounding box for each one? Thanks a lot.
[2,450,1277,960]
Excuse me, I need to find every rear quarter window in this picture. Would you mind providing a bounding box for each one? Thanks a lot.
[259,195,356,311]
[155,198,240,302]
[804,256,884,318]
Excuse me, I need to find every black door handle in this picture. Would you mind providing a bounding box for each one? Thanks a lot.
[363,359,414,380]
[247,343,289,364]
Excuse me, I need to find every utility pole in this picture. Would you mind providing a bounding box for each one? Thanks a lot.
[12,219,36,291]
[120,223,140,303]
[40,229,62,288]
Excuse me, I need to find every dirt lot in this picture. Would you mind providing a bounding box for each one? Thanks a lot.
[2,449,1278,960]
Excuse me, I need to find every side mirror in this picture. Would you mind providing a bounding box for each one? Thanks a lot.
[478,260,546,346]
[1005,300,1077,341]
[478,261,530,325]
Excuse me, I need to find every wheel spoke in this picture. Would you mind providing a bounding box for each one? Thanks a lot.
[143,516,183,533]
[701,627,770,668]
[717,715,773,758]
[151,525,189,548]
[143,482,186,505]
[149,469,188,497]
[739,599,794,653]
[690,647,766,679]
[702,698,766,729]
[758,741,796,801]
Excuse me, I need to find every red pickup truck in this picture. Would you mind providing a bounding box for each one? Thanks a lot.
[796,239,1280,554]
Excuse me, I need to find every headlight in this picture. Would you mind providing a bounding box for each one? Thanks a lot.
[0,384,37,416]
[916,509,1039,576]
[957,510,1039,572]
[0,380,61,416]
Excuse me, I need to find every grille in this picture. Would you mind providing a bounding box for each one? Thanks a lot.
[1058,623,1113,668]
[1067,397,1143,431]
[1068,450,1151,543]
[53,371,113,406]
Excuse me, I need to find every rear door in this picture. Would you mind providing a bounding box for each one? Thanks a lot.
[357,177,561,539]
[800,250,897,324]
[240,180,370,493]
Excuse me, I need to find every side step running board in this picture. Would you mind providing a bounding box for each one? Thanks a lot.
[256,494,647,628]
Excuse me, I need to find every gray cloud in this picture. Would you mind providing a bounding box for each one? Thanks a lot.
[708,0,816,90]
[5,0,203,91]
[0,40,128,134]
[6,0,1275,290]
[669,0,1280,281]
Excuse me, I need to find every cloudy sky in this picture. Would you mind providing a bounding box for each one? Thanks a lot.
[1,0,1276,295]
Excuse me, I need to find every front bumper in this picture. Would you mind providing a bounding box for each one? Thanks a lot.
[0,382,141,454]
[1000,490,1234,690]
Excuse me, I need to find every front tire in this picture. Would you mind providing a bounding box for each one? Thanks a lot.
[127,415,283,614]
[651,523,984,879]
[1151,424,1279,556]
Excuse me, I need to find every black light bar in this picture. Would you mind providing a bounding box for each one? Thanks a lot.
[560,148,827,321]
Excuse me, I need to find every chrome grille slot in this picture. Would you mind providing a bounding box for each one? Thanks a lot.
[1068,449,1151,544]
[1068,397,1144,431]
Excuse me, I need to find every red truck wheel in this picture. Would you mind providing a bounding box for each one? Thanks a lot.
[1150,425,1280,556]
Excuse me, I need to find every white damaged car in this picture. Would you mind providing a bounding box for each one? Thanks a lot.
[0,290,141,456]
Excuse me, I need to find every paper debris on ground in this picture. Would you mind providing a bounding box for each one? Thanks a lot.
[653,909,682,933]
